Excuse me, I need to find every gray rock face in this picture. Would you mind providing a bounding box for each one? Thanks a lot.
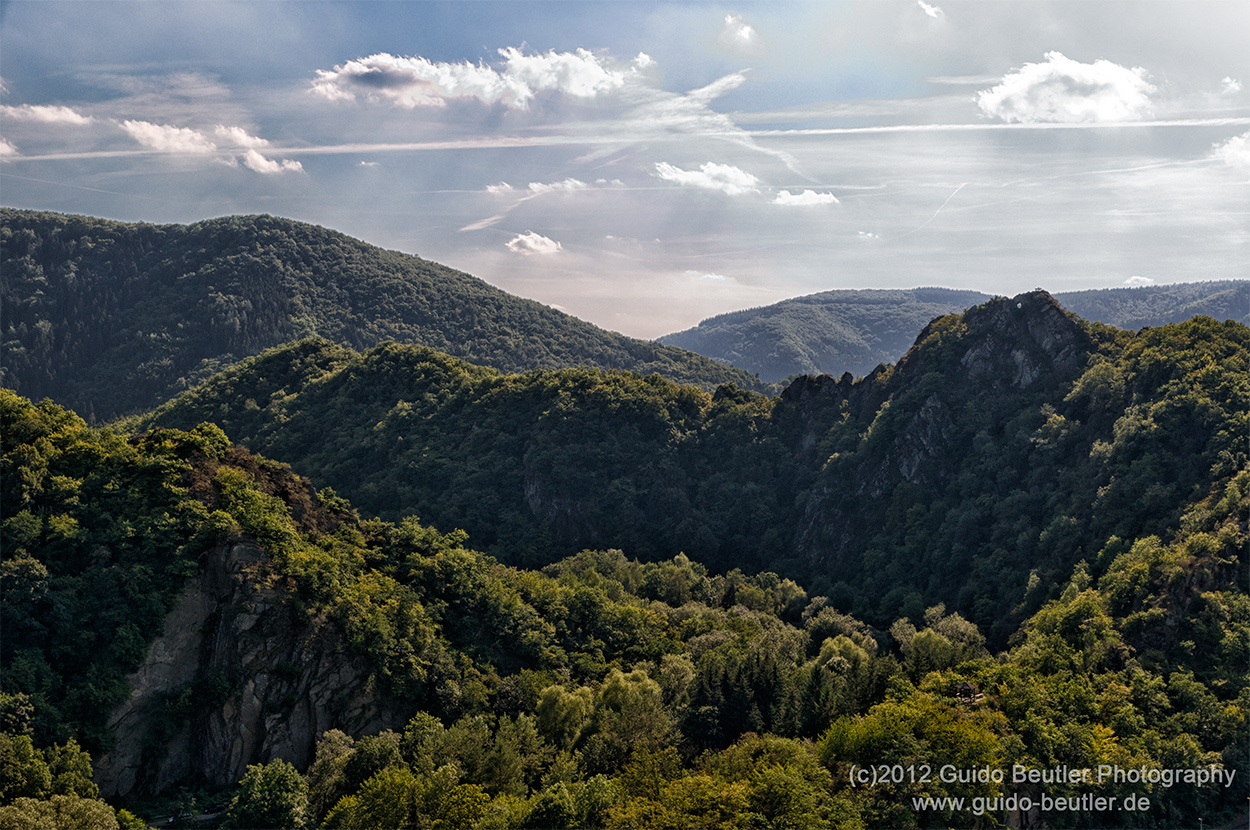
[945,291,1088,390]
[93,539,410,799]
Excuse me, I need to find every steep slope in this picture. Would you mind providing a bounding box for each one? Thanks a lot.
[0,210,765,421]
[133,292,1249,642]
[660,282,1249,382]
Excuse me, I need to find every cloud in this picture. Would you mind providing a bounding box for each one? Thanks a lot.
[119,119,300,173]
[917,1,945,20]
[499,47,627,99]
[692,272,734,283]
[857,231,880,241]
[120,120,216,154]
[0,138,18,158]
[0,104,93,125]
[1213,130,1250,174]
[655,161,760,195]
[977,52,1155,123]
[312,47,628,110]
[214,125,270,148]
[1124,275,1154,286]
[528,178,588,193]
[773,189,838,206]
[241,148,303,174]
[506,231,562,255]
[718,13,765,57]
[486,182,514,194]
[1222,77,1243,95]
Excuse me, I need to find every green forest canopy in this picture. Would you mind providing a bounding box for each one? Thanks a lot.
[1,388,1246,828]
[130,294,1249,646]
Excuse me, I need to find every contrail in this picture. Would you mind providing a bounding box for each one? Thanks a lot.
[882,182,968,241]
[0,171,137,197]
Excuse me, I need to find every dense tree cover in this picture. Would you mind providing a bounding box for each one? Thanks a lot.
[0,390,235,752]
[1058,281,1250,333]
[3,390,1246,828]
[0,729,132,829]
[129,295,1249,644]
[660,283,1248,382]
[804,304,1250,643]
[0,209,765,421]
[124,339,796,572]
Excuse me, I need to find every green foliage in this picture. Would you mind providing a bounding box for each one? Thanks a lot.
[129,300,1249,651]
[0,794,118,830]
[0,209,764,421]
[222,759,309,829]
[0,735,116,830]
[1,279,1246,829]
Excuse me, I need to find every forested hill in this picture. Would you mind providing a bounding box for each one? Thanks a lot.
[3,376,1246,828]
[0,209,765,420]
[132,291,1250,645]
[659,288,991,383]
[660,281,1249,382]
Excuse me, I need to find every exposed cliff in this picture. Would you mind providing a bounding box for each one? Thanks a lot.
[93,538,410,799]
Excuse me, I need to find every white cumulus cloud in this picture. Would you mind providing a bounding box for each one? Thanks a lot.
[506,231,562,255]
[977,52,1154,123]
[214,125,270,148]
[917,1,945,20]
[1213,131,1250,175]
[120,120,300,173]
[857,231,880,241]
[500,47,626,99]
[773,189,838,206]
[0,104,93,125]
[1124,275,1154,286]
[655,161,760,195]
[120,120,216,154]
[1221,77,1242,95]
[718,14,765,57]
[0,137,18,158]
[241,148,303,174]
[528,178,588,193]
[312,47,628,110]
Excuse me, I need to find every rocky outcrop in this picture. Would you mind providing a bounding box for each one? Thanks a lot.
[93,538,410,799]
[911,290,1089,390]
[793,291,1092,569]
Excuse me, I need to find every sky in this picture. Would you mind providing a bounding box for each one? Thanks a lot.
[1,1,1247,339]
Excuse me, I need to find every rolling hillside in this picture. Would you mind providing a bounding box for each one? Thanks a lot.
[660,282,1250,382]
[0,210,766,421]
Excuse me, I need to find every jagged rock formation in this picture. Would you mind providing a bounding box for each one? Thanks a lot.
[93,538,409,799]
[794,291,1093,570]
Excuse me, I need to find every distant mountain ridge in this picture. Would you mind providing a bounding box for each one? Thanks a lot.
[660,281,1250,382]
[0,209,765,420]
